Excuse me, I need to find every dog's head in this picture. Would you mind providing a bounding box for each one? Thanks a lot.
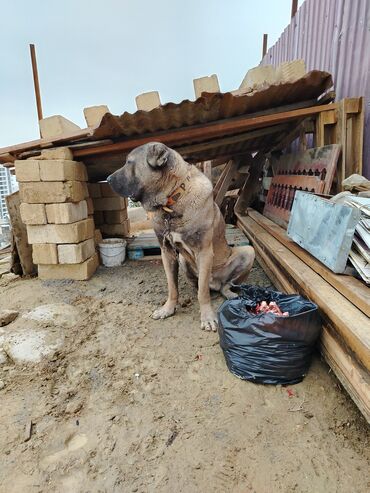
[107,142,185,210]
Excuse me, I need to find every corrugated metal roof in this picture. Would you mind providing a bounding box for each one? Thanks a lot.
[91,70,332,141]
[261,0,370,178]
[0,69,332,182]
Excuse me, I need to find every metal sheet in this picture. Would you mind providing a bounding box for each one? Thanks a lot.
[91,71,332,140]
[261,0,370,179]
[287,191,360,273]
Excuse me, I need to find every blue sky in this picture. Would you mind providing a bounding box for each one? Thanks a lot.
[0,0,303,147]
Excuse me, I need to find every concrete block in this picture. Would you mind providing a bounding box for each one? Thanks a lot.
[15,160,40,182]
[103,210,128,224]
[87,183,102,198]
[39,115,81,139]
[27,218,94,244]
[19,181,88,204]
[128,206,147,222]
[94,229,103,245]
[20,203,47,225]
[39,147,73,161]
[32,244,58,264]
[45,200,88,224]
[83,105,109,128]
[93,211,104,226]
[38,252,99,280]
[57,238,95,264]
[86,197,94,215]
[93,197,128,211]
[99,181,119,197]
[193,75,220,98]
[239,65,277,90]
[276,60,306,83]
[100,220,130,237]
[135,91,161,111]
[39,160,88,182]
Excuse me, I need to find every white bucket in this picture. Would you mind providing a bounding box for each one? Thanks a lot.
[98,238,127,267]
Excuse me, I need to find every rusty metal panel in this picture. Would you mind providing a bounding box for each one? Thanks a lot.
[261,0,370,179]
[91,71,332,141]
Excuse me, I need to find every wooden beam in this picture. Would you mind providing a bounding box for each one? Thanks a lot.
[236,212,370,371]
[248,209,370,318]
[202,161,212,181]
[5,192,35,276]
[262,34,268,58]
[177,124,290,156]
[73,102,339,159]
[214,160,239,206]
[29,44,43,125]
[235,153,265,214]
[291,0,298,18]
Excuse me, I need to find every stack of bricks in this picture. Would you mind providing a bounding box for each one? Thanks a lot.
[16,147,99,280]
[88,182,130,238]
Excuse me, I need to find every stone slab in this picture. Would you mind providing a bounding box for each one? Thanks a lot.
[27,218,94,244]
[38,253,99,280]
[45,201,88,224]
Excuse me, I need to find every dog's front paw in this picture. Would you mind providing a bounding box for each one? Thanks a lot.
[200,307,218,332]
[152,302,176,320]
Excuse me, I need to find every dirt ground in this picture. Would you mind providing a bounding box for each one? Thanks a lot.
[0,260,369,493]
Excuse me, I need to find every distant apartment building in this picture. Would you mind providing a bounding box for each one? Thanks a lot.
[0,165,18,221]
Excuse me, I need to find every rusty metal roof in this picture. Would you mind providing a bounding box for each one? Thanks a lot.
[0,70,333,182]
[92,70,332,141]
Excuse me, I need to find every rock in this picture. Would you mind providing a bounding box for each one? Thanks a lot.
[0,349,9,365]
[0,380,5,389]
[22,303,80,327]
[0,310,19,327]
[5,329,64,364]
[2,273,20,282]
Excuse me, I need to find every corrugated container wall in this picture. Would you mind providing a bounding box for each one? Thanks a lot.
[261,0,370,178]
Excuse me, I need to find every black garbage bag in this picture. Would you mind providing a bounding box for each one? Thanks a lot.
[217,285,321,385]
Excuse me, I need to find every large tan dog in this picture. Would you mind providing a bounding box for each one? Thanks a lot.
[107,142,255,331]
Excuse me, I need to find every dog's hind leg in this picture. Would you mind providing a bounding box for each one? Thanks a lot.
[217,246,255,299]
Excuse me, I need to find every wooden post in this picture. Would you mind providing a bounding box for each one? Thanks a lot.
[291,0,298,18]
[29,44,43,125]
[262,34,268,58]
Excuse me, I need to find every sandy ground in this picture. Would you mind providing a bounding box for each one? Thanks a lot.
[0,260,369,493]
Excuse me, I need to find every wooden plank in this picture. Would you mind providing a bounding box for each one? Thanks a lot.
[350,96,364,176]
[29,44,43,123]
[291,0,298,17]
[5,192,35,276]
[202,161,212,181]
[248,234,370,423]
[262,33,268,57]
[0,128,92,165]
[248,209,370,318]
[236,212,370,371]
[177,124,290,156]
[321,326,370,423]
[214,161,238,207]
[235,153,264,215]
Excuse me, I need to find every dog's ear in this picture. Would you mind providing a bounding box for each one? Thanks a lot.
[146,142,169,169]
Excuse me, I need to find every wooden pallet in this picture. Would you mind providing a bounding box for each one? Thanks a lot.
[126,225,249,259]
[263,145,341,228]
